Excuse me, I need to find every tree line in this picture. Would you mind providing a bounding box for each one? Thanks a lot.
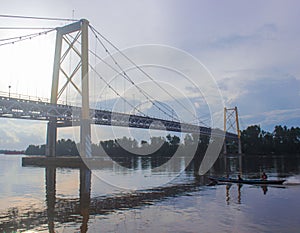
[24,125,300,157]
[25,139,79,156]
[240,125,300,155]
[24,134,209,158]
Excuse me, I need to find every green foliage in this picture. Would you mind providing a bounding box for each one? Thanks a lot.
[25,144,45,155]
[24,139,79,156]
[24,125,300,157]
[56,139,79,156]
[166,134,180,146]
[241,125,300,155]
[23,133,209,159]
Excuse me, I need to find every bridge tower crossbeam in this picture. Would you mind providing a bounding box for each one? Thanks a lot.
[46,19,91,157]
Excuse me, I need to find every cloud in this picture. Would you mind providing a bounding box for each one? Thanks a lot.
[242,108,300,130]
[0,119,46,150]
[219,73,300,130]
[1,0,300,148]
[209,23,278,49]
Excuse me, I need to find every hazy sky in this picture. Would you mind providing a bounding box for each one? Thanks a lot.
[0,0,300,149]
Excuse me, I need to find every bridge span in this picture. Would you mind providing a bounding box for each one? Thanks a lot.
[0,19,240,158]
[0,94,237,139]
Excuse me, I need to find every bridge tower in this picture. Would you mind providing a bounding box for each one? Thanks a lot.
[46,19,91,158]
[223,106,242,155]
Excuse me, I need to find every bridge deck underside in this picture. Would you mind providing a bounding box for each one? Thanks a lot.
[0,96,238,139]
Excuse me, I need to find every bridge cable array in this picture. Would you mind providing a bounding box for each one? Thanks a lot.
[0,14,78,22]
[66,31,178,121]
[0,29,55,47]
[89,26,180,122]
[89,65,148,117]
[89,25,209,127]
[0,14,76,46]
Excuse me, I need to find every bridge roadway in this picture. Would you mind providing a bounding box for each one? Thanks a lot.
[0,95,238,139]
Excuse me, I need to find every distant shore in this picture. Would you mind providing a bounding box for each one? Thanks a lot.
[0,150,25,155]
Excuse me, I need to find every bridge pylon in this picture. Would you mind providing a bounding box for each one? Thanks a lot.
[46,19,91,157]
[223,106,242,155]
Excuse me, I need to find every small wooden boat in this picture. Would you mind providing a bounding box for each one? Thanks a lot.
[209,177,285,185]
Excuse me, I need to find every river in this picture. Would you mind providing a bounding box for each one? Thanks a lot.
[0,154,300,232]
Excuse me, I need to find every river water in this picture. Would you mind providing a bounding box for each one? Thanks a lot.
[0,154,300,233]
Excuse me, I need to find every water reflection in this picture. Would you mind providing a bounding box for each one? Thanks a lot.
[0,154,300,232]
[261,185,268,195]
[45,167,92,233]
[213,154,300,179]
[43,167,209,232]
[225,184,242,205]
[79,168,91,233]
[237,184,242,204]
[45,167,56,233]
[225,184,231,204]
[224,181,289,207]
[0,162,209,232]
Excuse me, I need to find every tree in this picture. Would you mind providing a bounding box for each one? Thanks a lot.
[166,134,180,146]
[241,125,262,154]
[261,130,274,154]
[25,145,45,155]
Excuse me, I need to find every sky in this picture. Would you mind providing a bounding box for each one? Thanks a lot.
[0,0,300,150]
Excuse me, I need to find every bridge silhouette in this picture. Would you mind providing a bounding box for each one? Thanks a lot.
[0,18,240,158]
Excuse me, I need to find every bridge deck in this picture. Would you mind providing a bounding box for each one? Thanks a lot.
[0,95,238,139]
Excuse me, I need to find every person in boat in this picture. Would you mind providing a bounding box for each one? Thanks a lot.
[238,174,243,181]
[261,172,268,180]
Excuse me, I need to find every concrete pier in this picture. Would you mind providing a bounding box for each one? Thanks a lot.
[22,156,117,169]
[22,156,86,168]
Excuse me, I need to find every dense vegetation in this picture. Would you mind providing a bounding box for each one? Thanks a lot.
[24,134,208,158]
[241,125,300,155]
[24,125,300,157]
[25,139,78,156]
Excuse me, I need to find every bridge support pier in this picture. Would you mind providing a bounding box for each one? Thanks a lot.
[223,140,227,155]
[46,119,57,157]
[237,137,242,154]
[80,119,92,158]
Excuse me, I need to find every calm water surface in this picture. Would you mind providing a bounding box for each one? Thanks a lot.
[0,154,300,233]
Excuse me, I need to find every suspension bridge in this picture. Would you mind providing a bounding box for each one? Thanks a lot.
[0,16,240,159]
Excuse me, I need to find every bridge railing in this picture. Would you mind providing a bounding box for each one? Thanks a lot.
[0,91,69,105]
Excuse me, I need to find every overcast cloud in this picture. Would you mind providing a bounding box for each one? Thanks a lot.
[0,0,300,149]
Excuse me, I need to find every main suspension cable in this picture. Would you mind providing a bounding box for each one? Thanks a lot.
[89,64,148,117]
[89,25,207,126]
[89,26,180,121]
[68,31,180,121]
[0,29,55,47]
[0,14,78,22]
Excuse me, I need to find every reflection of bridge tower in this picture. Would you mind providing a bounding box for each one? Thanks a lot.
[223,106,242,155]
[46,19,91,157]
[45,167,91,232]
